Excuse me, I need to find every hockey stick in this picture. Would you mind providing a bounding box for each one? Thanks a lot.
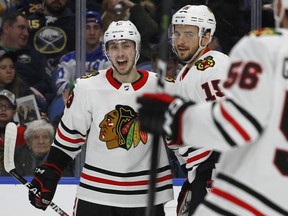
[4,122,69,216]
[145,1,172,216]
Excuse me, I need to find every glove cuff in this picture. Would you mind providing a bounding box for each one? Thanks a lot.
[46,146,72,171]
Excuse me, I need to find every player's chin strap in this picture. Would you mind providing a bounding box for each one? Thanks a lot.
[183,38,208,64]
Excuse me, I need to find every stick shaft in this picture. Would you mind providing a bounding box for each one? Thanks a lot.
[145,1,172,216]
[145,136,160,216]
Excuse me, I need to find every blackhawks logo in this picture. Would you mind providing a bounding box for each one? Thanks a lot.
[195,56,215,71]
[99,105,148,150]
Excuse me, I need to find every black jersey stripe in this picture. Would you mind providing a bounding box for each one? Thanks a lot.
[79,182,173,195]
[84,163,171,177]
[217,173,288,215]
[212,98,263,147]
[60,120,86,137]
[212,102,237,147]
[203,200,238,216]
[54,138,82,152]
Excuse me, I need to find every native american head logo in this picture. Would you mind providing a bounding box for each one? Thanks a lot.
[195,55,215,71]
[99,105,148,150]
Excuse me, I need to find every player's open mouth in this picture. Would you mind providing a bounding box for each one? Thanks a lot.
[117,60,128,67]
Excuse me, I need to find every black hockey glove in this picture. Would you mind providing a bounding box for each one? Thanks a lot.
[29,147,72,210]
[29,163,62,210]
[177,180,192,216]
[137,93,194,143]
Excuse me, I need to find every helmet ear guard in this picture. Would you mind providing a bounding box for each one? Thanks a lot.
[103,20,141,64]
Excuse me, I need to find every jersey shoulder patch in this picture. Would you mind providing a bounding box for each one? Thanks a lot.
[80,71,100,79]
[195,55,215,71]
[248,27,282,37]
[165,77,175,83]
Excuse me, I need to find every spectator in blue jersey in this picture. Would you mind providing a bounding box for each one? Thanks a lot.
[49,10,110,122]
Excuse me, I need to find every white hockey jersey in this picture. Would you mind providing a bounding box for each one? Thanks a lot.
[170,49,230,181]
[52,69,173,207]
[175,48,230,103]
[180,28,288,215]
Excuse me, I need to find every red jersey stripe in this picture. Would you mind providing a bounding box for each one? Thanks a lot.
[212,187,265,216]
[220,104,251,141]
[57,128,85,144]
[186,150,211,163]
[81,173,172,186]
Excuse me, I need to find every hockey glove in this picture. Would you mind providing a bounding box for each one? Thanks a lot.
[137,93,194,143]
[29,147,72,210]
[29,163,62,210]
[177,180,192,216]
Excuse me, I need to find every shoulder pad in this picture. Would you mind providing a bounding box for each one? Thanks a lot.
[248,27,282,37]
[80,71,100,79]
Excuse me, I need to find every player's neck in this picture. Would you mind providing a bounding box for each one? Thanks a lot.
[186,48,206,68]
[112,67,141,83]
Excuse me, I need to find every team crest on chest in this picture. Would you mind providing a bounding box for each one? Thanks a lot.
[195,55,215,71]
[99,105,148,150]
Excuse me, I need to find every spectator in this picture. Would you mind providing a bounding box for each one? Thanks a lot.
[0,50,47,116]
[0,89,26,176]
[14,119,74,176]
[101,0,159,63]
[27,0,76,70]
[0,51,31,98]
[0,12,50,110]
[50,10,110,123]
[15,0,43,16]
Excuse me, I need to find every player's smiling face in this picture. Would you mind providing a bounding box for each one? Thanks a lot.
[173,25,200,62]
[106,39,136,76]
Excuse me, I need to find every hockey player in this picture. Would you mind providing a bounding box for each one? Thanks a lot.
[137,0,288,215]
[28,20,173,216]
[166,5,230,215]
